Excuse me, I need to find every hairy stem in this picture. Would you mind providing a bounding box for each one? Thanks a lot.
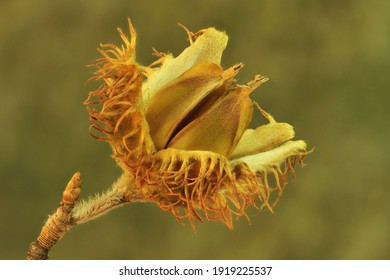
[27,172,143,260]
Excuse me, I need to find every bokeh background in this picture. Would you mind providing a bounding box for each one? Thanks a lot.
[1,0,389,259]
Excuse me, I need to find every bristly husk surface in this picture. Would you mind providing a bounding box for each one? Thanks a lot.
[85,18,309,229]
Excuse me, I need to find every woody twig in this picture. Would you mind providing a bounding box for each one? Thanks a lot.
[27,172,144,259]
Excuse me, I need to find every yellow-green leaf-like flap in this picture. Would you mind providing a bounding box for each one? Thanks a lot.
[234,140,307,173]
[142,28,228,109]
[230,123,295,159]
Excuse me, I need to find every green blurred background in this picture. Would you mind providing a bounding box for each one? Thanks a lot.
[1,0,389,259]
